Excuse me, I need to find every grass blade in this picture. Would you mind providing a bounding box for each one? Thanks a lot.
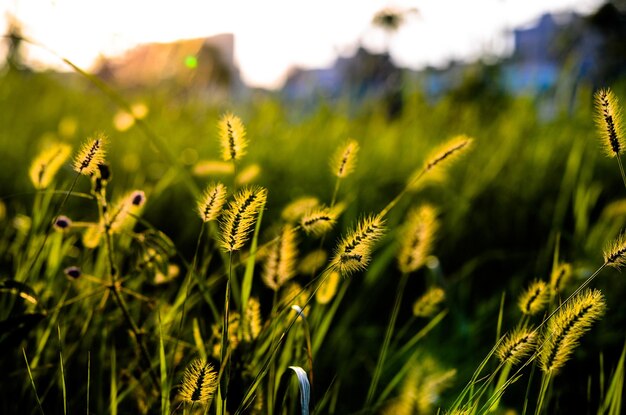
[23,348,45,415]
[57,325,67,415]
[288,366,311,415]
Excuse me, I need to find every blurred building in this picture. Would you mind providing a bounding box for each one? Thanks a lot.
[95,33,242,98]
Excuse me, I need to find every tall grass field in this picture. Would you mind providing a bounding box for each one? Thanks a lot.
[1,66,625,414]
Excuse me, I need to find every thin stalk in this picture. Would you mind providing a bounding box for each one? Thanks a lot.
[168,225,206,384]
[23,348,45,415]
[617,157,626,194]
[87,351,91,415]
[366,271,410,407]
[234,270,333,415]
[534,373,551,415]
[330,178,341,208]
[98,189,159,390]
[220,252,234,414]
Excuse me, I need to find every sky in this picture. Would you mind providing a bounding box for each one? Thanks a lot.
[2,0,604,89]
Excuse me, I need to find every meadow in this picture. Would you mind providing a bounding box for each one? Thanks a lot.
[0,67,625,414]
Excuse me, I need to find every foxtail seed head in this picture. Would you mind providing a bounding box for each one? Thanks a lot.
[218,112,247,162]
[496,327,537,365]
[408,135,473,189]
[539,289,606,374]
[281,196,320,223]
[300,205,340,237]
[197,182,228,222]
[594,88,624,157]
[108,190,146,233]
[29,143,72,189]
[219,186,267,252]
[331,139,360,178]
[244,297,262,342]
[262,225,299,291]
[178,359,218,404]
[550,262,573,295]
[604,232,626,268]
[316,270,341,304]
[398,204,439,273]
[412,286,445,317]
[518,280,549,316]
[73,133,107,175]
[331,214,385,275]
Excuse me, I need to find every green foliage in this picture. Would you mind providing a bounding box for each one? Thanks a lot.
[0,68,625,414]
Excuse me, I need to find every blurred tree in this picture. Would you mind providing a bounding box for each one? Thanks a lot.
[3,14,27,72]
[369,7,419,120]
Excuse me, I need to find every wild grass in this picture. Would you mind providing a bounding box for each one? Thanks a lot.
[0,65,625,415]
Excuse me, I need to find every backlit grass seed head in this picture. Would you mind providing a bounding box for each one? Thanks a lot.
[331,214,385,275]
[281,196,319,223]
[73,133,107,175]
[197,182,227,222]
[300,205,339,236]
[211,312,241,358]
[192,160,235,176]
[29,143,71,189]
[178,359,218,404]
[550,262,573,295]
[244,297,262,342]
[594,88,624,157]
[218,112,247,161]
[219,186,267,252]
[235,163,261,185]
[412,286,446,317]
[316,270,341,304]
[298,249,328,275]
[398,205,439,273]
[496,327,537,365]
[539,289,606,374]
[518,280,549,316]
[408,135,473,189]
[108,190,147,233]
[331,139,359,178]
[262,225,298,291]
[604,232,626,268]
[280,282,309,314]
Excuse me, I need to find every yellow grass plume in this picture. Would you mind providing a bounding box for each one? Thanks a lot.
[412,286,446,317]
[197,182,228,223]
[331,214,385,275]
[178,359,218,404]
[73,133,107,175]
[262,225,299,291]
[518,280,549,316]
[594,88,624,157]
[604,232,626,269]
[243,297,262,342]
[331,139,360,178]
[218,112,247,162]
[539,289,606,374]
[300,204,344,237]
[316,270,341,304]
[550,262,573,295]
[408,135,473,189]
[281,196,319,223]
[298,249,328,275]
[496,327,537,365]
[107,190,147,233]
[29,143,71,189]
[219,186,267,252]
[397,204,439,273]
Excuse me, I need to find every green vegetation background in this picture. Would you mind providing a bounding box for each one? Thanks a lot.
[1,69,625,413]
